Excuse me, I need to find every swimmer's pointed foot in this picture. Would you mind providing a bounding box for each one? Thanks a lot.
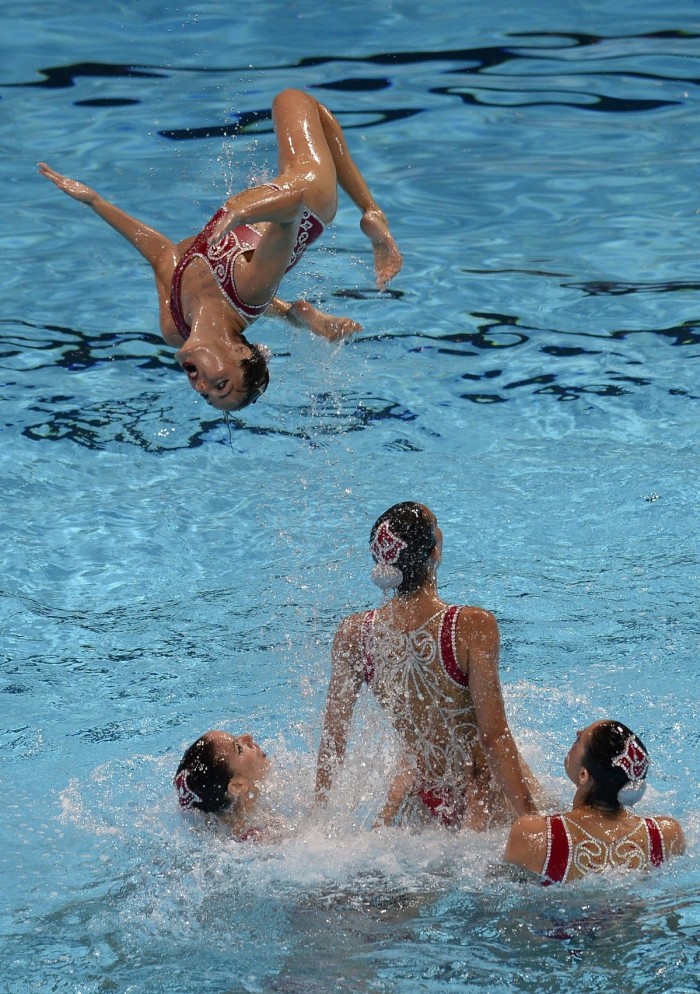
[288,300,362,341]
[360,208,403,291]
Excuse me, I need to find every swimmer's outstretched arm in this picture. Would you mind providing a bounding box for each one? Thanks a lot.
[315,615,365,804]
[38,163,176,276]
[268,297,362,342]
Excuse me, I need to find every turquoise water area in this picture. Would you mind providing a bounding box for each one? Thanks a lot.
[1,1,698,992]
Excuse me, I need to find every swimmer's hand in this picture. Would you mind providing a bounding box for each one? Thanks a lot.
[360,208,403,291]
[285,300,362,342]
[38,162,97,204]
[373,756,416,828]
[207,208,239,246]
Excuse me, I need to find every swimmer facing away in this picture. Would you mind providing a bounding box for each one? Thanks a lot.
[174,730,275,841]
[316,502,540,830]
[504,720,685,884]
[39,88,402,411]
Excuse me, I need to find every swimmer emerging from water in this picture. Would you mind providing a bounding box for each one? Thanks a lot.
[316,502,540,830]
[174,730,275,841]
[505,720,685,884]
[39,88,402,411]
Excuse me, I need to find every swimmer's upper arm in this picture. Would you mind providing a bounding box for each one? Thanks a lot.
[462,607,508,744]
[457,606,499,682]
[325,615,365,725]
[658,816,686,856]
[155,262,188,348]
[315,613,365,801]
[505,815,548,873]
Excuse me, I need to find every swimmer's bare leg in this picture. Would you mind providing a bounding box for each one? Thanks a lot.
[208,88,338,243]
[208,88,400,298]
[213,93,403,290]
[210,89,341,305]
[315,101,403,290]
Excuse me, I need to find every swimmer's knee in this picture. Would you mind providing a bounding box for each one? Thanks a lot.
[274,88,307,103]
[272,89,317,119]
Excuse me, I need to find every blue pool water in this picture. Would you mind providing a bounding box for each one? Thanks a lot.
[1,2,699,992]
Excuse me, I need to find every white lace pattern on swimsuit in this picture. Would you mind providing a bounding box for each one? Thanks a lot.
[562,815,656,877]
[368,609,477,785]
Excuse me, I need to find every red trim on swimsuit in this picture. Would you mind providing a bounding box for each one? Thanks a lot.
[645,817,664,867]
[170,205,325,339]
[439,606,468,687]
[360,606,468,689]
[542,814,571,885]
[170,209,265,338]
[542,813,667,885]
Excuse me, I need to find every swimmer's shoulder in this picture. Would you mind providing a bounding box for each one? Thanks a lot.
[652,814,686,856]
[453,604,499,664]
[335,608,373,640]
[454,604,498,633]
[332,610,371,668]
[505,813,550,873]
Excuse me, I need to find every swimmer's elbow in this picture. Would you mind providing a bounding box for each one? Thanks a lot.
[478,724,512,755]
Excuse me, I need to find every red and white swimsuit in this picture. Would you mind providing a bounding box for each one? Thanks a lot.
[542,813,666,885]
[170,205,325,339]
[361,605,467,688]
[360,606,476,828]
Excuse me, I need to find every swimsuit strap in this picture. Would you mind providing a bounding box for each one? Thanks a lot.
[542,814,571,885]
[170,246,194,340]
[439,606,468,687]
[169,208,267,337]
[361,609,377,685]
[644,817,665,867]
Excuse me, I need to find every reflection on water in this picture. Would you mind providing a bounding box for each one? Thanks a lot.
[2,312,697,451]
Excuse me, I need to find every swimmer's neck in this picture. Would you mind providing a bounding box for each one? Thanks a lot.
[188,298,247,346]
[222,792,262,836]
[393,572,440,603]
[571,796,627,821]
[384,575,442,622]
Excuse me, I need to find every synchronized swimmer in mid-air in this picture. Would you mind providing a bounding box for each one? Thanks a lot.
[39,87,402,411]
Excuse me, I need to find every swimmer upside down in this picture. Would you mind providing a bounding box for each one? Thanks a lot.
[39,88,402,411]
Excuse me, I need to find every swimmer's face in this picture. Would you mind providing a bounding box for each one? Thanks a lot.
[216,731,270,788]
[564,721,603,784]
[177,342,266,411]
